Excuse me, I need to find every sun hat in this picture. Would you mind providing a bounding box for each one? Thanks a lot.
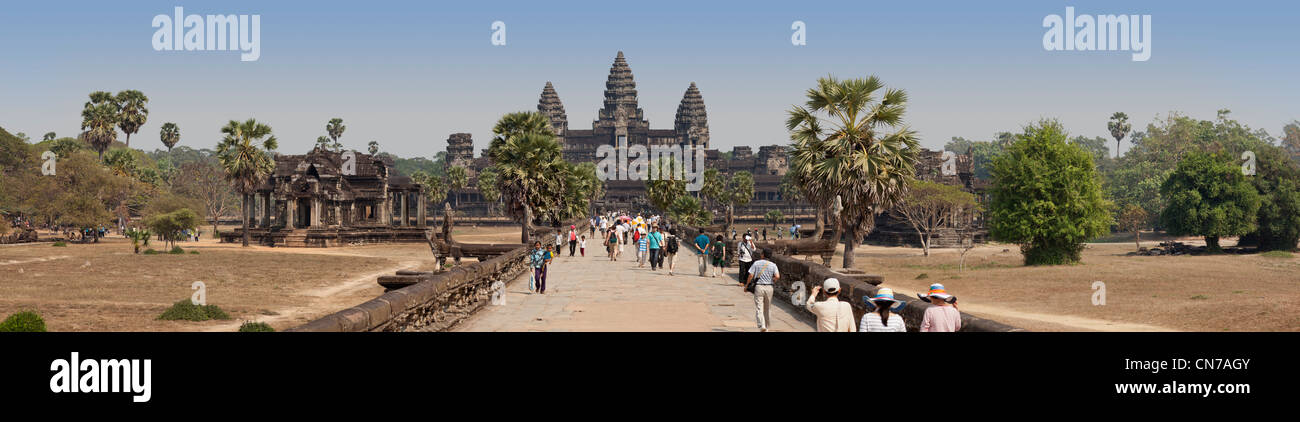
[916,283,953,302]
[865,287,907,311]
[823,278,840,294]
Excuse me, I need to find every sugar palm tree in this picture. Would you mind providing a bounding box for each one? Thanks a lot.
[1108,112,1130,158]
[446,165,468,209]
[326,118,345,151]
[159,122,180,152]
[80,91,119,160]
[787,75,919,268]
[216,119,277,247]
[116,90,149,148]
[476,167,501,215]
[490,130,564,243]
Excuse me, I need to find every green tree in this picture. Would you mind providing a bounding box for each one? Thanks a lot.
[646,157,687,212]
[1070,135,1111,164]
[159,122,180,152]
[765,210,785,229]
[668,195,710,226]
[216,119,278,247]
[326,118,346,151]
[1160,152,1260,252]
[787,75,920,268]
[488,111,562,241]
[988,119,1111,265]
[42,132,56,142]
[1244,145,1300,251]
[145,208,200,250]
[367,140,379,155]
[1282,120,1300,163]
[412,171,448,210]
[894,179,979,256]
[116,90,149,148]
[445,165,468,209]
[699,168,726,212]
[476,167,500,215]
[315,136,331,151]
[80,91,119,160]
[1107,112,1130,159]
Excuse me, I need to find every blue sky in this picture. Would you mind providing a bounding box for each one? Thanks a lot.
[1,0,1296,158]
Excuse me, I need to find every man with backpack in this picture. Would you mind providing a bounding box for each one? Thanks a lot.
[663,228,680,275]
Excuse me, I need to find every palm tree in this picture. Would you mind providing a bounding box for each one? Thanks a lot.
[787,75,920,268]
[216,119,278,247]
[80,91,119,160]
[326,118,345,151]
[489,127,564,243]
[1108,112,1131,159]
[159,122,180,152]
[367,140,379,155]
[476,167,500,215]
[116,90,149,148]
[315,136,330,151]
[446,165,468,209]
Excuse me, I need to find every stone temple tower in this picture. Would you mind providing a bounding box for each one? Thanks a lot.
[537,81,568,143]
[594,51,649,136]
[674,82,709,150]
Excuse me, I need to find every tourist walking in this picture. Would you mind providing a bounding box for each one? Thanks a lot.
[529,241,547,294]
[745,250,780,332]
[737,235,756,284]
[568,225,578,256]
[663,228,679,275]
[606,228,619,261]
[693,231,711,277]
[860,288,907,333]
[707,235,726,278]
[918,283,961,332]
[637,228,649,268]
[806,278,856,332]
[579,235,587,257]
[647,226,663,271]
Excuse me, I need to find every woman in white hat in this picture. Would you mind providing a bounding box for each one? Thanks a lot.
[859,288,906,332]
[806,278,856,332]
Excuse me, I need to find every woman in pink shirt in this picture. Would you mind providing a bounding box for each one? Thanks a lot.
[917,283,962,332]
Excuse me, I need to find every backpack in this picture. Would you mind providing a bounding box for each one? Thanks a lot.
[665,235,679,254]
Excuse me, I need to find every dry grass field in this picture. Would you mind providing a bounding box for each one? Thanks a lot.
[824,238,1299,332]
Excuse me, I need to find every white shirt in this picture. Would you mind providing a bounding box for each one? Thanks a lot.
[738,241,755,262]
[805,297,857,332]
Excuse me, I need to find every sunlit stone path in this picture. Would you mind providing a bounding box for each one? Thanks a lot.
[455,248,816,332]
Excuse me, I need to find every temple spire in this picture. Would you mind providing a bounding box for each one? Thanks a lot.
[537,81,568,136]
[596,51,647,129]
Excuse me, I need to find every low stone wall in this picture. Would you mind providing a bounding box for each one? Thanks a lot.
[288,222,584,332]
[680,224,1020,332]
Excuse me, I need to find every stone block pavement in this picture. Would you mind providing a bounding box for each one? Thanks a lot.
[454,247,816,332]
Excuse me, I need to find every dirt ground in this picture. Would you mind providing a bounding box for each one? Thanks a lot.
[818,236,1299,332]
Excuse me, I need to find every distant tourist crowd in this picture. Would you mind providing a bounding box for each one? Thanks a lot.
[523,210,963,332]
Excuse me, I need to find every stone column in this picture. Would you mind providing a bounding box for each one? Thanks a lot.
[286,198,297,229]
[416,193,426,228]
[311,198,321,227]
[399,192,409,227]
[261,193,272,228]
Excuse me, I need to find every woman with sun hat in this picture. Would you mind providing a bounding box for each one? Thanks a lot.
[917,283,961,332]
[860,288,907,332]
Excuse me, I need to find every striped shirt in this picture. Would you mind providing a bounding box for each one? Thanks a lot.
[859,312,907,332]
[638,237,647,251]
[747,260,779,285]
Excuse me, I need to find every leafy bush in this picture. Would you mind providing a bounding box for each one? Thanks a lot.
[157,300,231,321]
[238,321,275,332]
[189,250,199,255]
[1260,250,1294,259]
[1161,152,1261,251]
[169,246,185,254]
[915,273,930,280]
[52,241,67,247]
[988,119,1111,265]
[143,248,159,255]
[0,311,47,332]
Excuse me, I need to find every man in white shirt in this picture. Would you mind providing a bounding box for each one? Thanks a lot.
[806,278,857,332]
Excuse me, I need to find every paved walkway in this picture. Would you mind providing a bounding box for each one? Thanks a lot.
[455,247,816,332]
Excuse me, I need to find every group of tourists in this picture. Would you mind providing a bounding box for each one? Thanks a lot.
[530,213,964,333]
[735,238,962,333]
